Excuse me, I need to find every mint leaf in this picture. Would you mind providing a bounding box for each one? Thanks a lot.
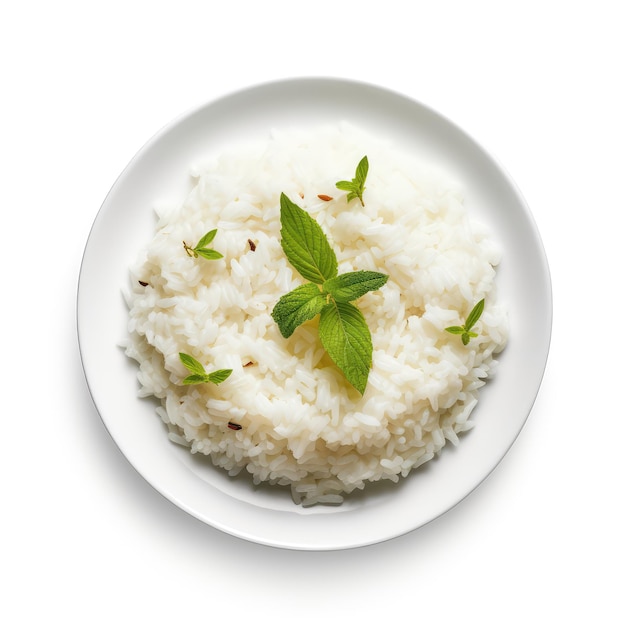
[271,283,326,338]
[195,248,224,260]
[318,301,372,395]
[465,298,485,331]
[207,369,233,385]
[335,180,357,192]
[183,373,210,385]
[196,229,217,248]
[179,353,206,376]
[279,193,338,284]
[355,155,369,186]
[336,156,368,206]
[323,270,388,303]
[444,326,465,335]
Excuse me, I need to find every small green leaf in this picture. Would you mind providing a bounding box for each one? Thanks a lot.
[323,270,388,303]
[355,155,369,185]
[445,326,465,335]
[207,369,233,385]
[335,180,357,192]
[271,283,327,338]
[465,298,485,331]
[182,373,210,385]
[348,190,359,203]
[195,248,224,260]
[461,333,470,346]
[179,352,206,376]
[196,229,217,248]
[336,156,368,206]
[279,193,338,284]
[318,300,373,395]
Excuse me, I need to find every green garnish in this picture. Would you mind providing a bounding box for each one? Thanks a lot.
[183,229,224,260]
[179,353,232,385]
[445,299,485,345]
[272,193,388,394]
[335,156,369,206]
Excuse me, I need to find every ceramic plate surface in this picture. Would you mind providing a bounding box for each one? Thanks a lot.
[77,78,551,550]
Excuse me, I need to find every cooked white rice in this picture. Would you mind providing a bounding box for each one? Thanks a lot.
[125,123,508,506]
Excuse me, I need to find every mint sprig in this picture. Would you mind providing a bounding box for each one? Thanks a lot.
[183,229,224,260]
[272,193,388,394]
[445,299,485,345]
[336,156,369,206]
[179,353,232,385]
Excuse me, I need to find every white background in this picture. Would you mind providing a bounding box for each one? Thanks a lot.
[2,1,624,624]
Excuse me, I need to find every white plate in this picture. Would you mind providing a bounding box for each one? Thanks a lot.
[77,77,551,550]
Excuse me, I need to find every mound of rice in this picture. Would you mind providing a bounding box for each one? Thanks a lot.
[125,123,508,506]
